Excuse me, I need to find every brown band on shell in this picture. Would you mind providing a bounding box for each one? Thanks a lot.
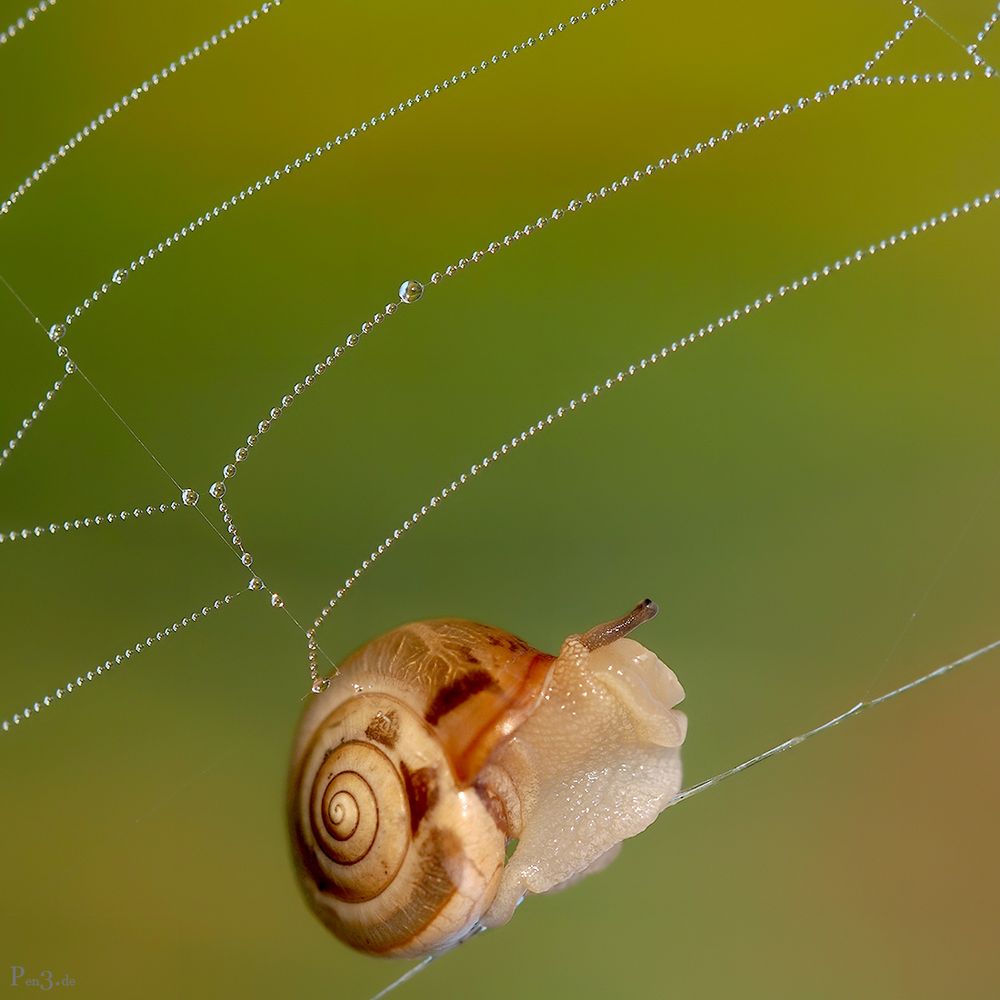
[425,669,499,725]
[400,762,439,834]
[441,650,555,785]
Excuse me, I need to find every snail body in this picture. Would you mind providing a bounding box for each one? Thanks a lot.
[288,602,686,957]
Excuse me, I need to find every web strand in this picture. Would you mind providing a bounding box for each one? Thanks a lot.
[210,12,921,505]
[0,269,343,678]
[670,636,1000,807]
[0,1,285,217]
[368,957,436,1000]
[861,463,1000,702]
[0,0,57,49]
[0,369,72,469]
[0,591,244,734]
[912,0,998,77]
[975,2,1000,44]
[0,496,183,545]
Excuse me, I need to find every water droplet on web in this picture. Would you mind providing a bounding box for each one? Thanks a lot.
[248,576,264,591]
[241,552,253,567]
[209,481,226,499]
[112,268,128,285]
[399,279,424,303]
[48,323,65,342]
[271,593,284,608]
[180,488,199,506]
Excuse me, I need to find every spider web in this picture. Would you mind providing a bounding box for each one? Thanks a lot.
[0,1,998,998]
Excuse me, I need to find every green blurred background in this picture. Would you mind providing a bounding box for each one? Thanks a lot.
[1,1,998,997]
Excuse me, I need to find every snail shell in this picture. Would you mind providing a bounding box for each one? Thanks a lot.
[288,601,686,957]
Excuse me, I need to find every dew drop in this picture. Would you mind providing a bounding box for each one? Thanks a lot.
[209,481,226,499]
[181,488,200,506]
[112,268,129,285]
[248,576,264,591]
[271,593,284,608]
[399,279,424,303]
[48,322,66,342]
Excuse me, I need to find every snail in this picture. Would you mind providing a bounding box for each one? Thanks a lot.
[287,599,687,958]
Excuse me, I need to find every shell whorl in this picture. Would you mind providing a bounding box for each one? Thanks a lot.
[307,739,409,902]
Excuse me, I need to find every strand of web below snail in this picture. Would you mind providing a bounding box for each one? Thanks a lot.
[191,10,933,606]
[304,183,1000,692]
[363,630,1000,1000]
[0,1,283,218]
[0,1,919,486]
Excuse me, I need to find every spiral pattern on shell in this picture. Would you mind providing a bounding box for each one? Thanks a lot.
[289,687,507,957]
[308,740,409,901]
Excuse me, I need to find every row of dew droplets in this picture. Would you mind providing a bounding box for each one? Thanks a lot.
[0,3,634,733]
[2,0,922,484]
[0,498,184,545]
[215,9,931,655]
[305,183,1000,692]
[975,2,1000,44]
[0,0,944,496]
[0,595,243,733]
[43,1,626,338]
[1,0,633,553]
[0,370,69,469]
[0,1,285,217]
[0,1,56,48]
